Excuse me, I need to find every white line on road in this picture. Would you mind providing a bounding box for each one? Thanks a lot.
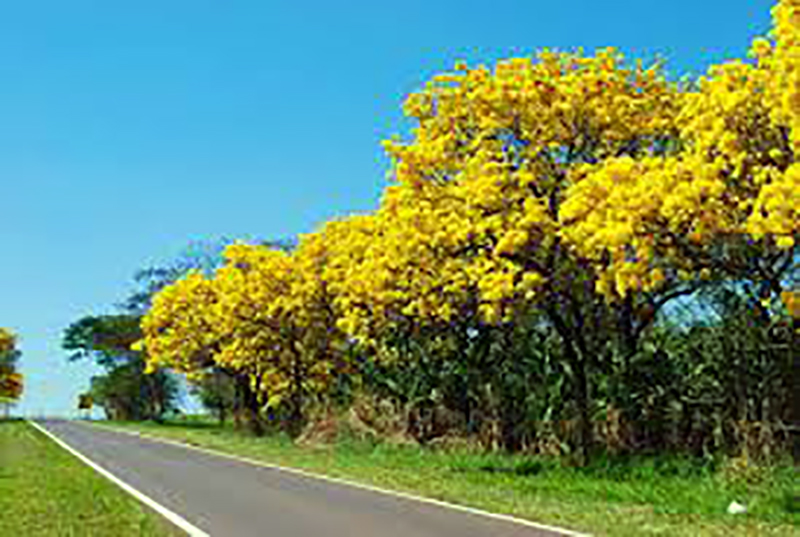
[85,421,590,537]
[27,420,210,537]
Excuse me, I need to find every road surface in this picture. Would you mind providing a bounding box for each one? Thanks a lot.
[34,419,576,537]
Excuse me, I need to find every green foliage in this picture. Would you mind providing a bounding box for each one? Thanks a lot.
[63,315,142,367]
[189,367,236,425]
[88,355,180,421]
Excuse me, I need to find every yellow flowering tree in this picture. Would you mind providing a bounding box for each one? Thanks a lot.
[558,0,799,460]
[209,244,297,434]
[328,47,688,460]
[560,0,798,296]
[0,328,23,417]
[140,240,348,436]
[219,238,351,434]
[0,328,14,355]
[137,269,264,432]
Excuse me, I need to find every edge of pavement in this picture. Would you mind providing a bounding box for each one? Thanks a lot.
[27,419,210,537]
[80,419,592,537]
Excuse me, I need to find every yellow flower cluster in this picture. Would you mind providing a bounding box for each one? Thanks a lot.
[385,47,678,190]
[763,0,800,152]
[561,154,735,295]
[0,372,23,400]
[138,272,219,374]
[351,47,685,315]
[559,0,799,297]
[747,163,800,247]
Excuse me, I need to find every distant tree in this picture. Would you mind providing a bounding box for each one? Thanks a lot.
[86,359,179,421]
[0,328,23,418]
[189,367,236,426]
[63,315,180,421]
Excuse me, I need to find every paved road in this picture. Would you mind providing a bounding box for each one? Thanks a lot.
[35,420,574,537]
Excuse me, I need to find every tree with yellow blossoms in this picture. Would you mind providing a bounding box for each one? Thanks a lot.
[210,244,298,434]
[140,239,348,436]
[136,269,265,433]
[559,0,798,461]
[330,15,799,459]
[329,46,697,461]
[0,328,23,418]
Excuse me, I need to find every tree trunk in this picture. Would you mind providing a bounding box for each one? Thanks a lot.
[218,405,227,427]
[546,302,593,466]
[245,388,264,436]
[233,386,242,430]
[236,375,263,436]
[288,353,305,438]
[791,327,800,465]
[572,352,592,466]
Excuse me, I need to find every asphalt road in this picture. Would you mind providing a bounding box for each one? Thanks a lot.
[35,420,574,537]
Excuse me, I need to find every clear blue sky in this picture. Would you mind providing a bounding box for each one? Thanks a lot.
[1,0,773,417]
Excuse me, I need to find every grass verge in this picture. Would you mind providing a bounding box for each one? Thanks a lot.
[98,416,799,536]
[0,419,182,537]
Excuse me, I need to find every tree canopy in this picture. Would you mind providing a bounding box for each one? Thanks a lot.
[133,0,798,463]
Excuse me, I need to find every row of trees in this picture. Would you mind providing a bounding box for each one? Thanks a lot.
[0,328,24,417]
[83,0,798,465]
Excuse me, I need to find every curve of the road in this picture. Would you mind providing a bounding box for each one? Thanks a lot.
[32,419,584,537]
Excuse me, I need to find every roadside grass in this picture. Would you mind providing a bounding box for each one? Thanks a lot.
[0,419,182,537]
[100,416,799,536]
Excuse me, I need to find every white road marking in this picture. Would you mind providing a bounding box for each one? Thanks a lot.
[27,420,210,537]
[85,421,591,537]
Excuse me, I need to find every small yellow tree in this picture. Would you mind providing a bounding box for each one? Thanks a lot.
[0,328,23,418]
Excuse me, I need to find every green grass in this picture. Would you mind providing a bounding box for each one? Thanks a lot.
[100,416,799,536]
[0,419,182,537]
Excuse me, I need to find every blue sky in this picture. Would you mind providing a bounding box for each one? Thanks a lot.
[1,0,773,417]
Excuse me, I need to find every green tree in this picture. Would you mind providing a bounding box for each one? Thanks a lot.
[189,367,236,426]
[63,315,180,421]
